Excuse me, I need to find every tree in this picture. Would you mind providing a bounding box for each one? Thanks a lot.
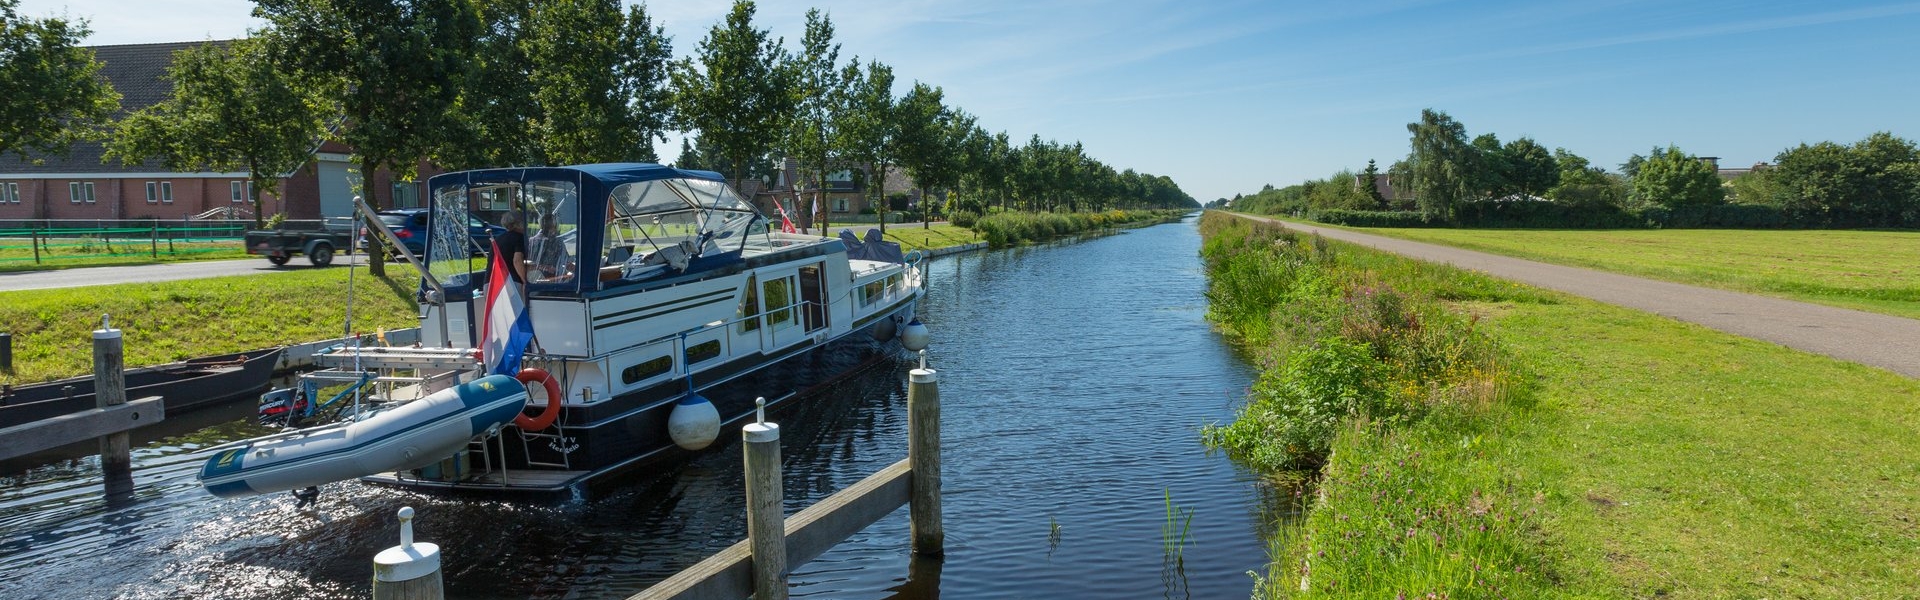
[835,59,896,231]
[1360,159,1385,207]
[783,9,842,235]
[1405,109,1476,220]
[256,0,483,276]
[105,38,329,227]
[892,82,949,230]
[1501,137,1559,198]
[0,0,119,159]
[438,0,539,169]
[526,0,673,164]
[1630,145,1725,208]
[1546,148,1623,207]
[1771,132,1920,226]
[670,0,792,187]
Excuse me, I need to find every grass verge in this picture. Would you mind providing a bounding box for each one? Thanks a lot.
[0,268,420,384]
[973,209,1186,247]
[1203,212,1920,597]
[0,240,247,273]
[1350,227,1920,320]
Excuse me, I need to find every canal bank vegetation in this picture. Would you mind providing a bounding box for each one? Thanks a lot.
[1199,212,1562,596]
[966,209,1186,247]
[1201,211,1920,597]
[0,269,419,384]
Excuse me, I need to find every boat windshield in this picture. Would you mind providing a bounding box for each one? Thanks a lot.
[427,179,581,290]
[598,178,760,285]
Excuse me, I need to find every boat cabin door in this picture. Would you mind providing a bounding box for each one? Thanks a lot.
[800,263,827,333]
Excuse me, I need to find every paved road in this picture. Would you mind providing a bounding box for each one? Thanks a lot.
[0,254,362,292]
[1239,214,1920,379]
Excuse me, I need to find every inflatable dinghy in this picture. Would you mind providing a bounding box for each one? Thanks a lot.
[199,374,528,498]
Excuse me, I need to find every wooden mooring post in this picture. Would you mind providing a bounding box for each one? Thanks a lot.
[372,507,444,600]
[630,351,945,600]
[94,316,133,500]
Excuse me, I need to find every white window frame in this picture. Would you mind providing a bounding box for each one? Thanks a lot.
[4,183,15,204]
[84,182,95,203]
[231,181,245,203]
[70,182,82,204]
[145,181,158,204]
[160,181,173,204]
[832,197,849,213]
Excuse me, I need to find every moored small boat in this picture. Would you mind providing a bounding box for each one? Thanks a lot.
[0,347,284,429]
[199,374,530,498]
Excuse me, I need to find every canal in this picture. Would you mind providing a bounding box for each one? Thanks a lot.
[0,215,1278,599]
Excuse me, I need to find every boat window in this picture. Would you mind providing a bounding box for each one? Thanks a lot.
[525,180,578,285]
[621,355,673,385]
[737,275,760,333]
[426,185,477,287]
[685,340,722,364]
[861,280,884,306]
[763,276,795,330]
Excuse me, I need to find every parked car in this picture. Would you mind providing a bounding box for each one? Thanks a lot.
[245,220,353,267]
[359,208,505,257]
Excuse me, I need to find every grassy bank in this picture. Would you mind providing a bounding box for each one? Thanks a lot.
[971,209,1185,247]
[1353,227,1920,320]
[0,269,419,384]
[0,240,246,273]
[869,224,983,252]
[1201,212,1920,597]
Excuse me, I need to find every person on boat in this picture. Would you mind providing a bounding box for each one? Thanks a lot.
[494,210,529,283]
[528,211,573,283]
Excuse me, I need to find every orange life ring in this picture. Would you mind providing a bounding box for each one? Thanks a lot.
[514,368,563,432]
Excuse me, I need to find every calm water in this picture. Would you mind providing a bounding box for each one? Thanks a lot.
[0,216,1278,599]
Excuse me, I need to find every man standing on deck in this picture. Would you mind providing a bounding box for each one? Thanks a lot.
[495,211,528,283]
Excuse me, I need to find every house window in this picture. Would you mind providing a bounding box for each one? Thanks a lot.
[832,198,849,213]
[70,182,95,204]
[392,181,418,208]
[146,182,158,204]
[3,183,16,204]
[160,181,173,204]
[231,181,245,203]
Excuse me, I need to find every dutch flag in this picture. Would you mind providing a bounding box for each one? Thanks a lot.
[481,239,534,376]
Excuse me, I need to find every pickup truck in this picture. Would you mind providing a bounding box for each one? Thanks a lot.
[243,220,353,267]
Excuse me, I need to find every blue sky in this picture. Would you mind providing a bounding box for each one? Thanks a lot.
[21,0,1920,202]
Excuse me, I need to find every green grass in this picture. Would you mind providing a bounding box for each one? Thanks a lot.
[0,238,247,272]
[1350,227,1920,320]
[1202,214,1920,597]
[0,268,420,384]
[869,224,984,252]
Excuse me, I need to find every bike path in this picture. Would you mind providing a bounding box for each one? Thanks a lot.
[1237,213,1920,379]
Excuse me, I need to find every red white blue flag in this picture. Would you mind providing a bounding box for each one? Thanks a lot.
[481,240,534,376]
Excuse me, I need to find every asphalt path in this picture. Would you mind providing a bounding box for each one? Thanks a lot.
[1238,213,1920,379]
[0,254,363,292]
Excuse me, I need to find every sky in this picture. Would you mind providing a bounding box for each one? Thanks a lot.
[19,0,1920,202]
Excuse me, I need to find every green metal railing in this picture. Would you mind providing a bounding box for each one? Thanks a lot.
[0,224,246,265]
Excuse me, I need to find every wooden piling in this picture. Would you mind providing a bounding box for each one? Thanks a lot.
[743,400,787,600]
[93,318,132,499]
[373,507,444,600]
[31,230,41,264]
[908,353,943,557]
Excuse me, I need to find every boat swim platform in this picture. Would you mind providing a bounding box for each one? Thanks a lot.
[360,469,590,493]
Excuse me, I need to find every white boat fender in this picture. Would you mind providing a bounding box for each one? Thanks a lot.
[901,318,931,352]
[668,393,721,450]
[198,374,529,498]
[512,368,562,432]
[871,313,899,341]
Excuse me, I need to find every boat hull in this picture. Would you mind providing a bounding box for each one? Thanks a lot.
[364,299,917,495]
